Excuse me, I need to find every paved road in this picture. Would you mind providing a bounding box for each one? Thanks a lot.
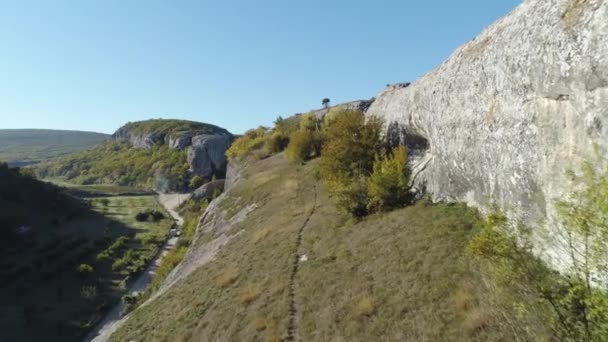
[84,193,190,342]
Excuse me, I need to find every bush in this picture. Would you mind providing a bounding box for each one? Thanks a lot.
[319,110,384,186]
[286,130,323,162]
[367,146,411,212]
[333,172,370,218]
[318,110,384,217]
[135,211,150,222]
[264,132,289,154]
[77,263,94,277]
[149,210,164,222]
[190,175,205,189]
[226,127,268,160]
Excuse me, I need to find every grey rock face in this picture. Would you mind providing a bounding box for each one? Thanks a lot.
[113,125,234,178]
[367,0,608,269]
[192,179,225,200]
[167,133,192,150]
[187,135,233,179]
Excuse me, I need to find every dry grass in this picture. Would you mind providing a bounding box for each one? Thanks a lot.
[110,153,553,342]
[463,308,493,335]
[353,296,375,317]
[253,227,271,243]
[452,287,476,312]
[215,267,240,288]
[240,286,261,305]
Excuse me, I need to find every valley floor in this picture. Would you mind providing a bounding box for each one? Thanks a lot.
[0,191,174,342]
[86,192,190,342]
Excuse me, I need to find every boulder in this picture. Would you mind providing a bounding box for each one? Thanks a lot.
[366,0,608,269]
[192,179,225,200]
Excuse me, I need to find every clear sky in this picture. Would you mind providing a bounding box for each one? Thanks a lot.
[0,0,521,135]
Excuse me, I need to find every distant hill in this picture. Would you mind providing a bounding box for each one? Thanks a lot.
[0,129,109,166]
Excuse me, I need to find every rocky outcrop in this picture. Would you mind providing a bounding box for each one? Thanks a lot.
[367,0,608,269]
[192,179,225,200]
[187,135,232,179]
[112,121,234,179]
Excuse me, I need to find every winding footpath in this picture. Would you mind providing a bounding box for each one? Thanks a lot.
[285,185,317,342]
[84,193,190,342]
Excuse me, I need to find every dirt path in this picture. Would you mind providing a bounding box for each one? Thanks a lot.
[84,193,190,342]
[285,186,317,342]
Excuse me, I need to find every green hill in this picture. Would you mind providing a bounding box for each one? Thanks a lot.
[0,129,109,166]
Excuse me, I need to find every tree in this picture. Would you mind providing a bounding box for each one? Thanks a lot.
[190,175,205,189]
[319,110,384,186]
[318,109,384,217]
[368,146,411,212]
[322,98,331,108]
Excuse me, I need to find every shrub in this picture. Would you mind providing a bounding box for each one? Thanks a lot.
[264,132,289,154]
[77,263,94,277]
[367,146,411,212]
[190,175,205,189]
[286,130,322,162]
[319,110,384,186]
[149,210,164,222]
[333,172,370,218]
[226,127,268,160]
[135,211,150,222]
[318,109,384,217]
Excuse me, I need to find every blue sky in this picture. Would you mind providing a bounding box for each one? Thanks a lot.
[0,0,521,134]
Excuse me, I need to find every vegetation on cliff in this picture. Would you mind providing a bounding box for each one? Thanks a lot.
[36,140,191,191]
[115,119,230,137]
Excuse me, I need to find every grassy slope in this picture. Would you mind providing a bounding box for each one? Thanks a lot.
[112,153,551,341]
[0,129,108,165]
[0,192,173,342]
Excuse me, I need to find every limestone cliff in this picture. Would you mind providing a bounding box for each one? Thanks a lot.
[367,0,608,268]
[113,119,234,179]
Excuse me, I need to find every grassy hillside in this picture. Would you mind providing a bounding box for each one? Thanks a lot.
[36,140,190,191]
[0,129,108,166]
[110,154,553,341]
[0,165,174,341]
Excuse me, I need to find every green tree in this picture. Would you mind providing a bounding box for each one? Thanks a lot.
[322,98,330,108]
[318,110,384,217]
[190,175,205,189]
[319,110,384,186]
[367,146,411,212]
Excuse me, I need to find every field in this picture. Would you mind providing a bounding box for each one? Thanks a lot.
[0,129,108,166]
[0,192,174,342]
[111,153,552,341]
[45,177,153,196]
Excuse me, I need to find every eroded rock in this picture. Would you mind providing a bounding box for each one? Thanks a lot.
[367,0,608,269]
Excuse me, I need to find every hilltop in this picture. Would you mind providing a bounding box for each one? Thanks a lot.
[0,129,108,166]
